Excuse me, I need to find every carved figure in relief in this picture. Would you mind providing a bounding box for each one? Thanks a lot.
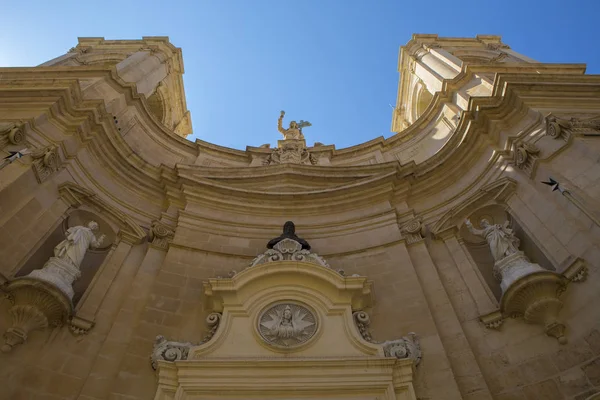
[278,110,311,140]
[259,303,316,347]
[465,218,520,262]
[54,221,105,268]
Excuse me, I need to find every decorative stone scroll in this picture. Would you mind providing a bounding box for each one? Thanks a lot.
[351,310,422,366]
[400,218,425,244]
[257,302,317,349]
[151,312,221,370]
[148,220,174,250]
[0,123,26,149]
[31,145,61,183]
[546,114,600,141]
[250,238,330,268]
[513,141,539,176]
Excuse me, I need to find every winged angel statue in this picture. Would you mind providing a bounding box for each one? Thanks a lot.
[278,110,312,140]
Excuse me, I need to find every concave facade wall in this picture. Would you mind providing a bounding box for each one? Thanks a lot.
[0,34,599,400]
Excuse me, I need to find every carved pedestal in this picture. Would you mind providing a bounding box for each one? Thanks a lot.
[1,278,72,352]
[494,251,545,293]
[27,257,81,301]
[502,271,569,344]
[481,258,587,344]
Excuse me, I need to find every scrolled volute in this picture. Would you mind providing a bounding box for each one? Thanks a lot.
[382,332,422,365]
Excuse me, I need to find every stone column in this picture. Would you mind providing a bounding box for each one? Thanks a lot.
[401,223,492,400]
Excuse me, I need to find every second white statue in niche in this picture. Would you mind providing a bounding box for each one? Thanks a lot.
[28,221,106,301]
[465,218,519,262]
[54,221,106,268]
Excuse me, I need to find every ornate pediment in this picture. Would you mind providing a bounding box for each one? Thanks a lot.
[152,222,419,400]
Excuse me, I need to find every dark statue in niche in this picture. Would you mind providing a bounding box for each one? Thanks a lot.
[267,221,311,250]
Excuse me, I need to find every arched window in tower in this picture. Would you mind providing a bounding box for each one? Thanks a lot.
[147,90,166,125]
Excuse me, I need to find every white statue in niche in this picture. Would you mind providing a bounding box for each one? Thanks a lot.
[465,218,520,261]
[28,221,106,301]
[54,221,106,268]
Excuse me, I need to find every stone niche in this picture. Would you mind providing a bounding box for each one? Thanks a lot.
[152,227,420,400]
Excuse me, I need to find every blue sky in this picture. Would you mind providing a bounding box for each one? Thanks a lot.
[2,1,598,150]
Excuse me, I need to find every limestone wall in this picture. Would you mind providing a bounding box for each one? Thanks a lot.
[1,35,600,400]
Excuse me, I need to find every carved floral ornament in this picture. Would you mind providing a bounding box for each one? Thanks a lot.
[546,114,600,140]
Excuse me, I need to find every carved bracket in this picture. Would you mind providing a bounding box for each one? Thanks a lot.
[513,141,540,178]
[1,278,72,352]
[351,310,422,366]
[148,220,175,250]
[480,258,588,344]
[400,218,425,244]
[151,312,222,371]
[0,123,26,149]
[546,114,600,141]
[31,146,62,183]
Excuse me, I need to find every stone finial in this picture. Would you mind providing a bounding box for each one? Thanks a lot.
[267,221,310,250]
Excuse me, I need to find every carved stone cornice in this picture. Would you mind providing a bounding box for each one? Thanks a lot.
[58,182,146,244]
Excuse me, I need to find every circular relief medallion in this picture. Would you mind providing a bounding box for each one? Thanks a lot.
[258,302,318,349]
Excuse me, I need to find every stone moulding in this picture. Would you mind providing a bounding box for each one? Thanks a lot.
[1,277,72,352]
[480,258,587,344]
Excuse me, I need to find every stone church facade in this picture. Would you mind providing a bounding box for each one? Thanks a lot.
[0,34,599,400]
